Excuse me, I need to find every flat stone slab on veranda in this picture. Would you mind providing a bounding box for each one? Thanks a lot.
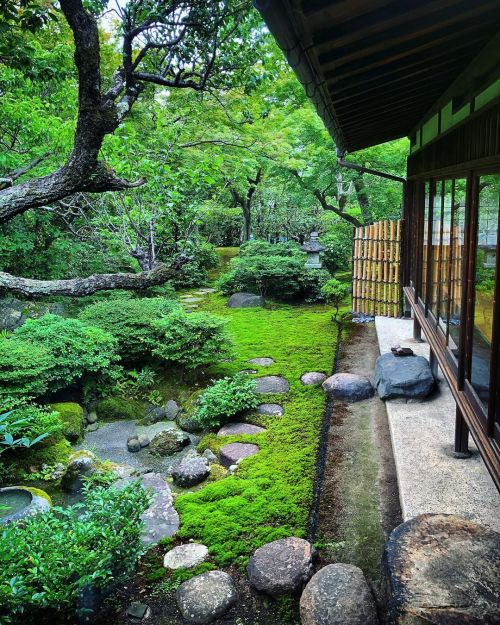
[374,352,434,400]
[164,543,209,570]
[176,571,238,624]
[219,443,259,467]
[217,423,266,437]
[383,514,500,625]
[322,372,374,401]
[248,357,274,366]
[257,403,284,416]
[255,376,290,394]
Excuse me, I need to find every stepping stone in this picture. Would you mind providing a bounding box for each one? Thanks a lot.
[114,472,179,544]
[383,514,500,625]
[301,372,327,386]
[257,403,284,416]
[172,455,209,487]
[127,602,150,620]
[256,376,289,394]
[239,369,257,375]
[196,288,216,293]
[217,423,266,437]
[300,564,378,625]
[374,353,434,400]
[228,292,265,308]
[247,537,314,596]
[176,571,238,624]
[164,543,209,570]
[219,443,259,468]
[322,373,374,402]
[248,357,274,367]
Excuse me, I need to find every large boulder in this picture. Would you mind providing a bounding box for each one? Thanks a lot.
[219,443,259,468]
[228,292,265,308]
[150,429,190,456]
[50,402,85,443]
[247,537,314,596]
[217,423,266,437]
[300,564,378,625]
[172,456,209,487]
[164,543,209,570]
[374,353,434,400]
[176,571,238,624]
[255,376,290,394]
[322,373,374,402]
[382,514,500,624]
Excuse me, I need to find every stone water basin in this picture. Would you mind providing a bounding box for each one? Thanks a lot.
[0,486,51,524]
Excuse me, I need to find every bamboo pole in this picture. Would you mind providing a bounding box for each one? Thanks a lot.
[394,219,401,317]
[371,222,378,316]
[383,220,388,316]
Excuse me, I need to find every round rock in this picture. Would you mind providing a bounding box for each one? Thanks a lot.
[164,543,209,570]
[217,423,265,437]
[257,403,284,416]
[247,537,314,596]
[172,456,209,487]
[219,443,259,468]
[138,434,150,448]
[86,410,98,424]
[127,438,141,453]
[150,429,190,456]
[374,353,434,400]
[228,292,265,308]
[322,373,374,402]
[176,571,238,624]
[248,357,274,367]
[300,564,378,625]
[255,376,290,394]
[301,372,327,386]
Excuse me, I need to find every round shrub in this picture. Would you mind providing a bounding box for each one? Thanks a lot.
[49,402,84,443]
[321,223,353,273]
[13,314,118,393]
[321,278,350,314]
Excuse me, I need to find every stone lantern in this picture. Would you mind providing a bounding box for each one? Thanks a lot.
[301,232,325,269]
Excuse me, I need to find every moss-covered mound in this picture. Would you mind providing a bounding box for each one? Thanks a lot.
[50,402,84,443]
[96,397,144,422]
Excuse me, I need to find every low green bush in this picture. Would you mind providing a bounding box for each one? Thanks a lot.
[152,310,232,370]
[49,402,84,443]
[0,406,61,458]
[14,314,118,393]
[321,278,350,315]
[0,482,151,623]
[168,241,220,288]
[239,240,302,258]
[321,223,353,273]
[192,374,259,430]
[96,396,145,421]
[79,297,180,361]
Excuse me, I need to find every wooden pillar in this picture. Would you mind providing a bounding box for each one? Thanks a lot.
[429,348,439,380]
[413,317,423,343]
[454,406,471,458]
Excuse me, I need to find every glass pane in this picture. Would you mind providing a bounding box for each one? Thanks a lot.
[470,174,499,409]
[448,179,466,359]
[430,181,443,316]
[438,180,453,332]
[421,182,430,303]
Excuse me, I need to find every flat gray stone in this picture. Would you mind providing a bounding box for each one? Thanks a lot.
[219,443,259,468]
[172,456,209,487]
[195,288,216,294]
[114,472,179,544]
[239,369,257,375]
[300,564,378,625]
[127,602,150,620]
[374,353,434,400]
[247,537,314,596]
[301,372,327,386]
[217,423,266,437]
[257,403,284,416]
[322,373,374,402]
[180,297,202,303]
[164,543,209,570]
[176,571,238,624]
[228,292,265,308]
[255,376,289,394]
[383,514,500,625]
[248,357,274,366]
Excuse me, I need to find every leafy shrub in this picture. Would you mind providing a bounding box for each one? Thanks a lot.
[239,240,302,258]
[96,396,145,422]
[152,310,232,370]
[49,402,84,443]
[321,278,350,315]
[0,482,151,622]
[14,314,118,393]
[0,407,60,457]
[192,374,259,429]
[79,297,179,361]
[168,241,220,288]
[321,223,353,273]
[0,336,53,404]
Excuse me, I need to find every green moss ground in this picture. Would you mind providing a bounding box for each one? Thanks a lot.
[175,293,341,566]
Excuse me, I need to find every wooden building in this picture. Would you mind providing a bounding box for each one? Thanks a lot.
[256,0,500,488]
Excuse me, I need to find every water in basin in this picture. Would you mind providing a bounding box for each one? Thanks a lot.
[0,489,32,519]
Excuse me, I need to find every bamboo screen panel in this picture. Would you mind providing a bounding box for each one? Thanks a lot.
[352,220,401,317]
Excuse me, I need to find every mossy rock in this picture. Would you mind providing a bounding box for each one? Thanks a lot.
[16,438,72,471]
[96,396,144,422]
[50,402,84,443]
[21,486,53,506]
[208,464,227,482]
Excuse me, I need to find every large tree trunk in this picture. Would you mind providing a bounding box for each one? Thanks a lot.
[242,200,251,242]
[354,176,373,225]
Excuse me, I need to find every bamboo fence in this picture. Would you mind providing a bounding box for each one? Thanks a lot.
[352,219,401,317]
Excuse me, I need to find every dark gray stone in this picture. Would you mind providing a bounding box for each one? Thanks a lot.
[374,353,434,400]
[62,452,96,493]
[255,376,290,394]
[217,423,265,437]
[176,571,238,624]
[219,443,259,468]
[301,372,327,386]
[176,412,203,433]
[150,429,190,456]
[322,372,374,401]
[202,448,218,464]
[383,514,500,625]
[165,400,181,420]
[114,472,179,544]
[257,403,284,416]
[127,602,150,620]
[127,438,141,453]
[228,292,265,308]
[138,435,150,448]
[247,537,314,596]
[300,564,378,625]
[248,357,274,366]
[172,456,209,487]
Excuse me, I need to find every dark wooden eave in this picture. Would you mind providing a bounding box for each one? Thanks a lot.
[256,0,500,152]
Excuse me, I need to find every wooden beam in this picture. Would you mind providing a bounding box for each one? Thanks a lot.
[302,0,393,22]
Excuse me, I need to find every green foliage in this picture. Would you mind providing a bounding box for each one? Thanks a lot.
[49,402,84,443]
[0,336,53,404]
[239,240,302,258]
[0,406,60,456]
[152,310,232,370]
[79,297,179,361]
[0,482,151,622]
[15,437,72,472]
[192,374,258,429]
[321,278,350,315]
[14,315,118,393]
[96,397,144,422]
[168,241,220,288]
[321,223,353,273]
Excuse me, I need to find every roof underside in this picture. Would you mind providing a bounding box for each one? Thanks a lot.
[257,0,500,152]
